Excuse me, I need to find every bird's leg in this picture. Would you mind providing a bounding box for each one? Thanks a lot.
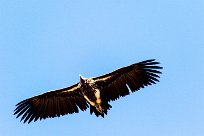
[94,89,101,104]
[94,89,103,113]
[84,94,103,113]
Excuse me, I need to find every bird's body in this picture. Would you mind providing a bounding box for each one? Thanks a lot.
[78,76,110,115]
[14,59,162,123]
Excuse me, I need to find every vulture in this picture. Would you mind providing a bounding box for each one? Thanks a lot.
[14,59,162,123]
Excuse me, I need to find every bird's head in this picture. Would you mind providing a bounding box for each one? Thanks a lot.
[79,75,95,89]
[79,75,86,83]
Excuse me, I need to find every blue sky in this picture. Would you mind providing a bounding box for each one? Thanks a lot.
[0,0,203,136]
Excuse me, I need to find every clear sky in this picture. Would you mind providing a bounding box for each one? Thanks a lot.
[0,0,203,136]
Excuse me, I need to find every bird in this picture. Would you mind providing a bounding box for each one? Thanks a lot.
[14,59,162,123]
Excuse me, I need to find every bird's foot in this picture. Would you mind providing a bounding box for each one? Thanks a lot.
[95,104,103,113]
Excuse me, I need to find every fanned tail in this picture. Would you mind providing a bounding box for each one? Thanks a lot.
[90,103,112,117]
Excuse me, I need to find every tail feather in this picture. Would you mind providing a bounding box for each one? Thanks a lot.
[90,103,112,117]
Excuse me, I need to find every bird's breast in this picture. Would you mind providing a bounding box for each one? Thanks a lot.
[81,87,102,106]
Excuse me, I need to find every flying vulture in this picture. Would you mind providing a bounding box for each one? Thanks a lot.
[14,59,162,123]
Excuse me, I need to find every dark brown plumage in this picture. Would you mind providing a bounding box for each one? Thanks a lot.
[14,59,162,123]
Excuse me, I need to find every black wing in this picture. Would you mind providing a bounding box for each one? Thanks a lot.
[93,59,162,102]
[14,83,88,123]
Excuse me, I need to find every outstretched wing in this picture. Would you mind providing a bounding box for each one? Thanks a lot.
[93,59,162,102]
[14,83,88,123]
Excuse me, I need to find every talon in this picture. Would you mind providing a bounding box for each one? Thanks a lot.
[95,104,103,113]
